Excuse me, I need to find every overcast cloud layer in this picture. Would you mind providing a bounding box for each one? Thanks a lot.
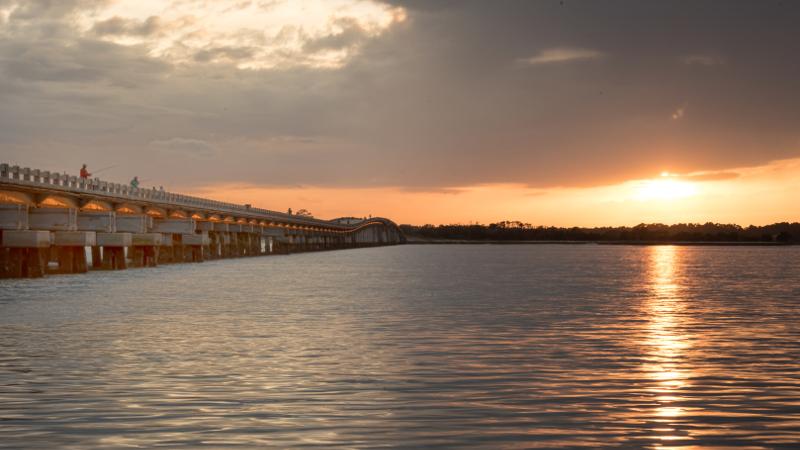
[1,0,799,190]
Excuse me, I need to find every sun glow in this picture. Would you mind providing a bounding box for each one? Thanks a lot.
[634,177,698,201]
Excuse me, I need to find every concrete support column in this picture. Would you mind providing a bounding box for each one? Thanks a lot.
[7,248,48,278]
[131,246,158,267]
[189,245,203,262]
[173,234,185,263]
[205,232,216,259]
[91,246,102,269]
[182,233,208,263]
[211,232,222,259]
[101,247,127,270]
[245,233,255,256]
[97,232,131,270]
[55,247,87,274]
[0,230,50,278]
[238,232,249,256]
[158,234,173,264]
[240,232,249,256]
[52,231,95,274]
[131,233,161,268]
[220,232,231,257]
[274,238,289,254]
[228,232,238,257]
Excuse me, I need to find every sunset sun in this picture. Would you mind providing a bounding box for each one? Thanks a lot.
[634,175,698,201]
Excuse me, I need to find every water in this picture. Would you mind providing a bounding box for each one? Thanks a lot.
[1,244,799,449]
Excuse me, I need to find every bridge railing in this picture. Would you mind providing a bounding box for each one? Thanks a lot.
[0,163,400,232]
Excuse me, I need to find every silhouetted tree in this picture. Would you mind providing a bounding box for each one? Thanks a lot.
[399,222,800,244]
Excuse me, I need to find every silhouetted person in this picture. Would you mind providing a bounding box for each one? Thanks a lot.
[288,208,292,215]
[79,164,91,179]
[130,176,139,189]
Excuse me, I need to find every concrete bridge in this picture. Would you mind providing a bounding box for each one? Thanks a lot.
[0,163,405,279]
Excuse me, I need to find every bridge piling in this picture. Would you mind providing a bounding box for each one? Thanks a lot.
[102,246,127,270]
[91,246,102,269]
[52,231,95,274]
[96,232,130,270]
[0,230,50,278]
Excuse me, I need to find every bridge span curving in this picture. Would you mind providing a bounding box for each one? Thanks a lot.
[0,163,405,278]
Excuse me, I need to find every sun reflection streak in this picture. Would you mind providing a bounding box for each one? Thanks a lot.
[642,246,694,440]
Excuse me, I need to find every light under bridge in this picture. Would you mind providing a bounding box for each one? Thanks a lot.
[0,164,405,279]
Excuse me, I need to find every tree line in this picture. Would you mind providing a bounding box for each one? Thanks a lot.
[399,221,800,243]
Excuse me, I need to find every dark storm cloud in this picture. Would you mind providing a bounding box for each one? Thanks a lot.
[1,0,799,190]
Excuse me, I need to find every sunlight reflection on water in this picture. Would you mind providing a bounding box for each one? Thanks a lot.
[643,246,694,442]
[1,244,799,449]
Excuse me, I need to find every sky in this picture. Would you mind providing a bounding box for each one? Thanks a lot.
[1,0,798,226]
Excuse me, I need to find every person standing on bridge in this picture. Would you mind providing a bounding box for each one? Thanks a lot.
[130,176,140,189]
[79,164,91,179]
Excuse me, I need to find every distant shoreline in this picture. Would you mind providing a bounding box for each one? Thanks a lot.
[400,222,800,246]
[404,238,794,246]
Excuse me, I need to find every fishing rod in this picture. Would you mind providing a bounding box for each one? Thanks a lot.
[92,164,117,175]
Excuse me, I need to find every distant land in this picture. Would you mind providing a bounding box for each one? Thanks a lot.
[400,222,800,245]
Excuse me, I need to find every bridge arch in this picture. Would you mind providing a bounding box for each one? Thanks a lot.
[145,206,167,218]
[116,203,143,214]
[38,195,78,209]
[81,200,113,211]
[0,190,34,205]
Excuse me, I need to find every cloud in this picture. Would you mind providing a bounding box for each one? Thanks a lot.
[73,0,407,70]
[682,171,740,182]
[92,16,161,37]
[193,46,257,64]
[302,18,369,53]
[517,47,603,66]
[0,37,169,87]
[149,138,218,158]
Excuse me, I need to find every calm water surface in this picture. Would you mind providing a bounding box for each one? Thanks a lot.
[1,244,799,449]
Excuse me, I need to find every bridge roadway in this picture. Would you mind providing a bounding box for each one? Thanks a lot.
[0,163,405,278]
